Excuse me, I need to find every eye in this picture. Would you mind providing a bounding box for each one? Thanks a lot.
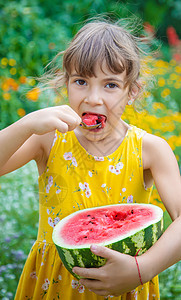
[105,83,118,89]
[75,79,86,86]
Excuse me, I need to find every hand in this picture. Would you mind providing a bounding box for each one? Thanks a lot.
[73,245,141,297]
[24,105,81,135]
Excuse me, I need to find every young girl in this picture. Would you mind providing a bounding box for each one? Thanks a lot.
[0,20,181,300]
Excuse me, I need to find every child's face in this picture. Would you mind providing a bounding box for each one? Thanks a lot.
[67,61,130,142]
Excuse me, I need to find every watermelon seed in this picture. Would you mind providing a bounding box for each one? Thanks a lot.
[131,210,134,214]
[87,215,91,217]
[89,221,94,224]
[84,236,87,238]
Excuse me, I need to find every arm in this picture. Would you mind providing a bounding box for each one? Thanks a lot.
[0,105,81,176]
[73,134,181,296]
[138,134,181,282]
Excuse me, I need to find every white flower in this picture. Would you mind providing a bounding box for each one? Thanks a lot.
[42,279,50,291]
[46,184,50,193]
[42,283,49,290]
[72,157,78,167]
[109,165,115,173]
[58,275,62,280]
[45,278,50,284]
[101,183,106,188]
[122,188,126,192]
[63,152,72,160]
[48,217,54,228]
[47,209,50,215]
[71,280,79,289]
[84,182,89,189]
[127,195,133,203]
[54,217,60,226]
[85,189,91,198]
[94,156,104,161]
[115,169,121,175]
[78,284,85,293]
[109,165,121,175]
[30,271,37,279]
[62,139,67,143]
[79,182,85,190]
[88,171,92,177]
[48,176,53,187]
[116,162,124,169]
[56,189,61,194]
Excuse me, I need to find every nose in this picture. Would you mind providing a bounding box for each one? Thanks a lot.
[84,87,103,106]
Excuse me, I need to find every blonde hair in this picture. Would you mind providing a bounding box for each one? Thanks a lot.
[41,18,153,97]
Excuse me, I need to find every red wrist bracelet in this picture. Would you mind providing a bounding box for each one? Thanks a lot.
[134,249,143,286]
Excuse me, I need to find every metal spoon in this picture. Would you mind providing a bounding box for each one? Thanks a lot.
[80,121,102,130]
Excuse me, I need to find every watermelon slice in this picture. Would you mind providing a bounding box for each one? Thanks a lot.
[82,113,106,128]
[52,204,163,279]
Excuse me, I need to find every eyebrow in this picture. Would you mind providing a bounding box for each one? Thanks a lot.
[103,77,124,84]
[70,74,124,83]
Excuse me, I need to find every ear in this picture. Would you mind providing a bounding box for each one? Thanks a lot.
[127,81,141,105]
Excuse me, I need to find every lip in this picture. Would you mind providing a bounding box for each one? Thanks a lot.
[82,111,107,118]
[80,112,107,131]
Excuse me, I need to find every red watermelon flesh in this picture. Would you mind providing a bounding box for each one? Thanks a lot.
[60,205,155,245]
[82,113,106,128]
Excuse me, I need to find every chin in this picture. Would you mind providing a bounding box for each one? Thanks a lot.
[82,130,107,142]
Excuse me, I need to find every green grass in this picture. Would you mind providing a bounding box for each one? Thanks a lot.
[0,162,180,299]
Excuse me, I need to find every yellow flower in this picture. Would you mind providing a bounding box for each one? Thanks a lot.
[17,108,26,117]
[9,58,16,67]
[174,82,181,89]
[3,93,11,100]
[27,78,36,86]
[26,88,40,101]
[61,87,68,96]
[1,57,8,66]
[161,88,171,98]
[175,66,181,73]
[10,68,17,75]
[143,91,151,98]
[155,60,168,68]
[170,73,178,81]
[158,78,165,87]
[152,102,166,110]
[170,59,176,66]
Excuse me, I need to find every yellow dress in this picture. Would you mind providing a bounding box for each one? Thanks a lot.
[15,125,160,300]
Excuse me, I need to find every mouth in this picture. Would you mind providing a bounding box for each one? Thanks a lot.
[80,113,107,130]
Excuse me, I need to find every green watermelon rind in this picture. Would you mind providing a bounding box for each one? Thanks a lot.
[52,204,163,279]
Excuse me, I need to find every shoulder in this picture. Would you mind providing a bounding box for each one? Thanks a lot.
[142,132,177,170]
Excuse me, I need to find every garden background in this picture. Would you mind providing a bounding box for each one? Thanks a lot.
[0,0,181,299]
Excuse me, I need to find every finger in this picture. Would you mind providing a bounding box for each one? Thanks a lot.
[73,267,102,280]
[54,119,69,133]
[60,105,82,124]
[88,289,109,296]
[90,245,117,260]
[58,114,81,131]
[79,278,103,291]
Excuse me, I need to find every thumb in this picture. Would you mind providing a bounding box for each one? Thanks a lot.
[90,244,115,260]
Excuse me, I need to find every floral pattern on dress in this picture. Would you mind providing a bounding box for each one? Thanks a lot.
[63,152,78,170]
[78,182,91,198]
[109,161,124,175]
[71,280,85,293]
[15,127,158,300]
